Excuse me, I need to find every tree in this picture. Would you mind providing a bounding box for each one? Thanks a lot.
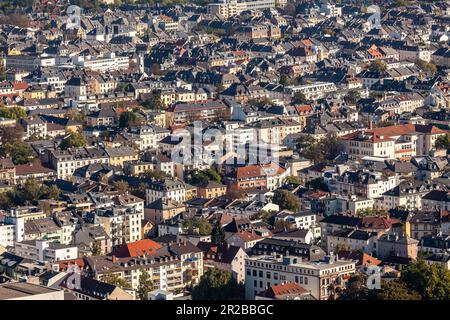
[91,241,102,256]
[306,177,329,191]
[130,182,148,199]
[142,169,166,181]
[401,259,450,300]
[273,219,291,232]
[60,132,87,150]
[113,180,129,193]
[334,243,352,253]
[284,176,301,185]
[368,60,387,73]
[141,93,163,110]
[186,168,222,187]
[435,134,450,151]
[377,280,421,300]
[211,219,225,245]
[0,142,34,165]
[0,106,26,120]
[279,75,299,86]
[66,109,87,124]
[299,133,344,164]
[182,218,213,236]
[137,271,153,300]
[344,90,361,105]
[0,125,24,144]
[296,135,316,152]
[292,91,307,104]
[272,190,300,211]
[338,274,377,300]
[417,59,437,75]
[102,272,130,289]
[192,268,244,300]
[119,111,141,128]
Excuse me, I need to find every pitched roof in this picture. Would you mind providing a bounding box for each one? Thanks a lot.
[113,239,162,258]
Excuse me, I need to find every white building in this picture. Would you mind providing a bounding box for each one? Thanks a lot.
[245,254,355,300]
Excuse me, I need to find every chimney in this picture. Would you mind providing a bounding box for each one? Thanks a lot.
[112,254,117,263]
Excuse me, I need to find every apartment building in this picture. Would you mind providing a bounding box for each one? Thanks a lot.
[146,179,186,205]
[285,82,337,100]
[72,53,129,72]
[340,124,447,160]
[126,126,170,151]
[86,242,203,292]
[245,254,355,300]
[207,0,276,19]
[49,147,110,180]
[14,240,78,262]
[94,206,143,246]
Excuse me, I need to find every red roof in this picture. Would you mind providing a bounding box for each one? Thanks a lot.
[236,163,285,180]
[113,239,162,258]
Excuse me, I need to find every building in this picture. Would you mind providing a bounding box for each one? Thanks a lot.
[340,124,447,160]
[0,282,65,300]
[14,240,78,262]
[245,254,355,300]
[376,233,419,260]
[146,179,186,205]
[197,242,247,283]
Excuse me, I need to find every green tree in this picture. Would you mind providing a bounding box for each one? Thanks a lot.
[186,168,222,187]
[284,176,301,185]
[141,93,163,110]
[306,177,329,191]
[377,280,421,300]
[182,218,213,236]
[137,270,153,300]
[272,190,300,211]
[102,272,130,289]
[296,135,316,152]
[368,60,387,73]
[0,125,24,144]
[299,133,344,164]
[0,106,26,119]
[91,241,102,256]
[60,132,87,150]
[292,91,307,104]
[192,268,244,300]
[338,274,377,300]
[435,134,450,151]
[401,259,450,300]
[344,90,361,105]
[417,59,437,75]
[0,142,34,164]
[211,219,226,245]
[113,180,129,193]
[142,169,166,180]
[119,111,141,128]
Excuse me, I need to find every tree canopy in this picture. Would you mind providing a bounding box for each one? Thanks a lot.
[192,268,244,300]
[60,132,87,150]
[0,106,26,120]
[272,190,300,212]
[0,142,34,165]
[435,134,450,151]
[182,218,213,236]
[297,133,344,164]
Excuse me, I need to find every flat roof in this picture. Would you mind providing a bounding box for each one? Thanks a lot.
[0,282,61,300]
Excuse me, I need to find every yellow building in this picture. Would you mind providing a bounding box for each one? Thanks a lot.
[105,147,139,167]
[144,198,186,225]
[197,181,227,199]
